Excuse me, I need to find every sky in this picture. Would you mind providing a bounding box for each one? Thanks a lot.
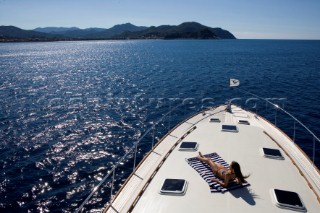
[0,0,319,39]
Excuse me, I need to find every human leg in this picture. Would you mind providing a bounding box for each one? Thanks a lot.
[197,152,218,173]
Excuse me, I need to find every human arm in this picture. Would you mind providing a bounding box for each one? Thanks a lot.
[211,176,230,187]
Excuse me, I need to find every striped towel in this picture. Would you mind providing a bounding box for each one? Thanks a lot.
[186,152,250,193]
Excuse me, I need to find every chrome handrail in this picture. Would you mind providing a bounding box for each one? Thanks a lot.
[238,88,320,165]
[75,97,319,212]
[75,103,186,213]
[242,89,320,143]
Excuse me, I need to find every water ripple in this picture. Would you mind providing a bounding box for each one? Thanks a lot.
[0,40,319,212]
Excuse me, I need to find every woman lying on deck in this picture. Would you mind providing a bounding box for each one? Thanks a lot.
[197,152,249,187]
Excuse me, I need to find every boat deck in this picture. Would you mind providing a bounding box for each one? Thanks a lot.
[104,105,320,213]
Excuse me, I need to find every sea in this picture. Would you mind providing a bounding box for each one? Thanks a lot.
[0,39,320,212]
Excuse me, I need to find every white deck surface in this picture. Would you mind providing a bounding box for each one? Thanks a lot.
[105,105,320,213]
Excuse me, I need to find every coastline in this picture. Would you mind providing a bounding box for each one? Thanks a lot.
[0,37,226,43]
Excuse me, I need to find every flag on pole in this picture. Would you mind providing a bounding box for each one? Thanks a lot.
[230,79,240,87]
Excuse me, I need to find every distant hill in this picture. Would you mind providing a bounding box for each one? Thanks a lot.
[0,22,236,42]
[34,27,81,34]
[116,22,236,39]
[33,23,147,39]
[34,27,104,38]
[89,23,148,39]
[0,26,65,41]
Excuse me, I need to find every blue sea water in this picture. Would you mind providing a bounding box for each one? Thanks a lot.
[0,39,320,212]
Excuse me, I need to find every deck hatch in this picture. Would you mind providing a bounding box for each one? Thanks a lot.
[221,125,238,132]
[272,189,306,212]
[262,148,284,160]
[210,118,221,123]
[179,142,198,151]
[238,120,250,125]
[160,179,188,195]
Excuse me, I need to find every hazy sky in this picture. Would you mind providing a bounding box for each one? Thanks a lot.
[0,0,319,39]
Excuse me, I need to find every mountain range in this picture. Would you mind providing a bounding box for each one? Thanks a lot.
[0,22,236,42]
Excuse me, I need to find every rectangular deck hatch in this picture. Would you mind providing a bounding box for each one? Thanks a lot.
[179,142,198,151]
[238,120,250,125]
[210,118,221,123]
[221,125,238,132]
[160,179,188,195]
[272,189,306,212]
[262,148,284,160]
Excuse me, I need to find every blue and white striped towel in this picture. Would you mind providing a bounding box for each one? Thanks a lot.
[186,152,250,193]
